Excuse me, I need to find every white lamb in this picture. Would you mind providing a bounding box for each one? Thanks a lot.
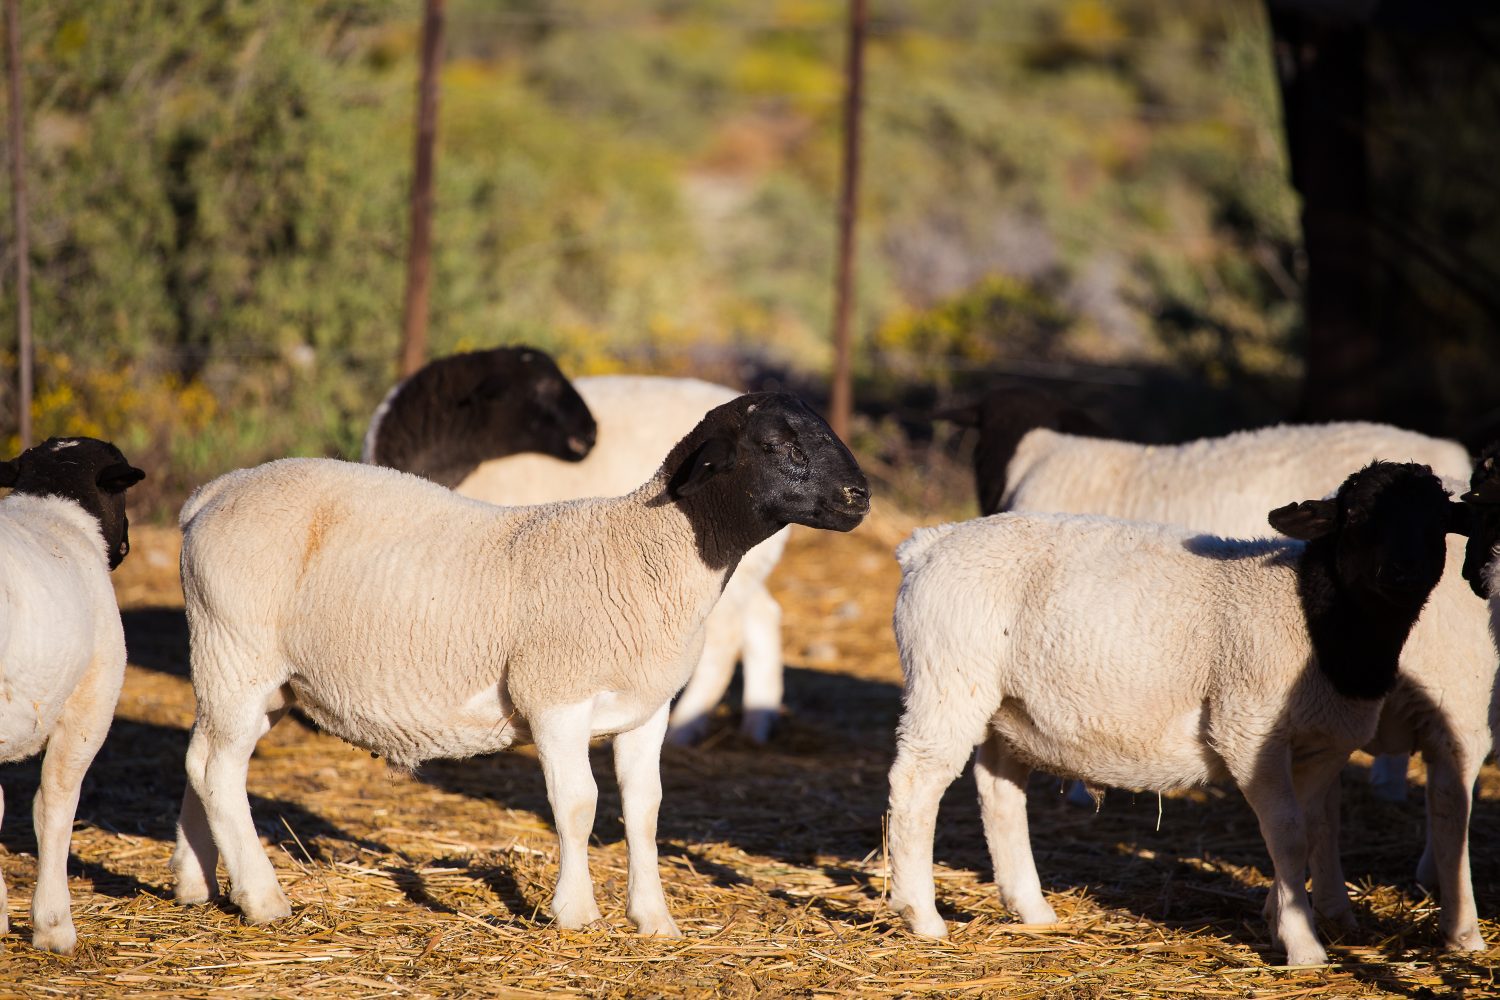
[452,376,791,744]
[887,461,1464,966]
[0,437,144,954]
[171,393,869,934]
[945,392,1492,951]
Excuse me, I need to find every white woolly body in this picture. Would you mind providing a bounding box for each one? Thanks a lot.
[0,495,124,762]
[0,491,129,955]
[1005,421,1471,533]
[885,510,1416,964]
[179,458,730,770]
[894,515,1374,791]
[456,375,789,741]
[1003,419,1493,952]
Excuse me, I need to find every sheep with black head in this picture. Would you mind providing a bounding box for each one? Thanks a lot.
[172,393,868,936]
[362,345,597,487]
[0,437,145,954]
[887,461,1463,966]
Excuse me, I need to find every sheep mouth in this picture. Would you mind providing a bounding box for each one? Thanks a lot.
[565,435,595,459]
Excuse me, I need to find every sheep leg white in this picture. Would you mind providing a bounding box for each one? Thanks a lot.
[1304,765,1356,931]
[612,701,679,936]
[737,586,783,744]
[975,733,1056,924]
[1239,756,1329,966]
[180,693,291,924]
[30,654,120,955]
[667,605,743,746]
[534,701,603,929]
[171,778,220,905]
[887,731,979,938]
[1420,750,1485,951]
[1367,753,1410,801]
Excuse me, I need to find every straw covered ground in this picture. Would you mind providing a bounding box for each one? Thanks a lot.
[1,513,1497,998]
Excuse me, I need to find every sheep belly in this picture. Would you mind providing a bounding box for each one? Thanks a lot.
[287,676,525,767]
[991,698,1226,792]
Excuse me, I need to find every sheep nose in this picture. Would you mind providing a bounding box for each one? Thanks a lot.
[842,484,870,509]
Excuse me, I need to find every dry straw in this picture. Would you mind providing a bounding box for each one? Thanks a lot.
[1,516,1495,998]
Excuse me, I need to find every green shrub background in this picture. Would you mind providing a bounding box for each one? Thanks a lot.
[0,0,1300,515]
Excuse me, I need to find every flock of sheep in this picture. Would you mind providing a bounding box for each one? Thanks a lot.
[1,344,1496,971]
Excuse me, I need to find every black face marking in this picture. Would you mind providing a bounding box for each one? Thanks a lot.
[1460,440,1500,598]
[658,392,869,569]
[367,346,597,487]
[3,437,146,570]
[942,387,1106,516]
[1273,461,1454,700]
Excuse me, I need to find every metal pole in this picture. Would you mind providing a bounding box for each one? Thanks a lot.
[398,0,445,378]
[828,0,865,443]
[5,0,30,448]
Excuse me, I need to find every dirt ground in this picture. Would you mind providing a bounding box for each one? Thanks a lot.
[1,513,1497,998]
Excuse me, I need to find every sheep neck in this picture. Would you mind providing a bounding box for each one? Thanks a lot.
[1296,534,1430,700]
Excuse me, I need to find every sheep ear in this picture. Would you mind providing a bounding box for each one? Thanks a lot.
[1446,500,1473,537]
[1268,499,1337,540]
[935,404,979,428]
[97,462,145,493]
[669,435,737,499]
[0,458,17,488]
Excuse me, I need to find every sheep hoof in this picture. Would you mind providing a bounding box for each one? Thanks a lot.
[896,904,948,938]
[234,890,292,924]
[631,911,682,937]
[1281,943,1329,968]
[739,709,780,745]
[1444,925,1485,953]
[1324,908,1358,934]
[550,899,603,930]
[666,717,711,747]
[172,881,219,906]
[32,920,77,956]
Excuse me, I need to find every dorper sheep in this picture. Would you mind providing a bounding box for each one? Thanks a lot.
[943,390,1493,951]
[0,438,145,954]
[887,462,1463,966]
[171,393,869,935]
[362,345,597,486]
[365,359,792,744]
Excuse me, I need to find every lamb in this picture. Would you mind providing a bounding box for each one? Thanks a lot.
[944,390,1494,951]
[886,461,1463,966]
[0,437,145,954]
[392,372,791,744]
[361,345,597,486]
[171,393,869,935]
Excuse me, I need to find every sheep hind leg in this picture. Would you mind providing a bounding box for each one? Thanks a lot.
[533,700,602,930]
[887,729,984,938]
[0,786,7,940]
[30,654,121,954]
[1368,753,1410,802]
[666,604,743,746]
[975,733,1055,925]
[737,586,783,744]
[1420,749,1485,952]
[613,701,679,937]
[179,688,293,924]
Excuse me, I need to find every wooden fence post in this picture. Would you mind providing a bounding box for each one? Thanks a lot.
[828,0,866,443]
[5,0,30,448]
[398,0,446,378]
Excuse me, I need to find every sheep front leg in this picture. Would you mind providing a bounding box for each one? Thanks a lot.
[613,701,680,936]
[737,586,784,744]
[1239,761,1327,966]
[975,734,1055,924]
[534,702,602,929]
[1305,771,1356,931]
[1421,751,1485,951]
[30,654,122,954]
